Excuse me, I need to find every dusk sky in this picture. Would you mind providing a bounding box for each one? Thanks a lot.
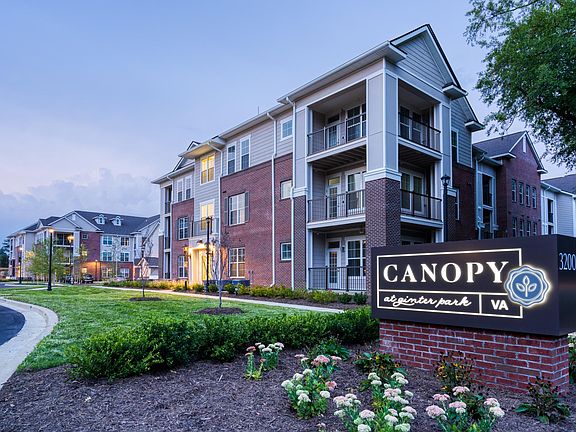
[1,1,573,242]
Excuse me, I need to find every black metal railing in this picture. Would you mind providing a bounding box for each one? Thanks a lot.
[400,190,442,220]
[307,113,367,155]
[308,266,366,291]
[193,218,220,237]
[308,190,365,222]
[398,113,441,151]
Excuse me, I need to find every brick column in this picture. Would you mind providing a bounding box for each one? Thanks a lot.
[366,177,401,300]
[292,195,307,288]
[380,322,570,393]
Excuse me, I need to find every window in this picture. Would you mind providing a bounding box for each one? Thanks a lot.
[102,268,113,279]
[185,176,192,200]
[525,183,530,207]
[454,188,460,221]
[281,119,293,139]
[101,251,113,262]
[229,247,245,278]
[512,217,517,237]
[532,187,537,208]
[280,243,291,261]
[227,145,236,175]
[177,255,188,278]
[102,235,113,246]
[519,182,524,205]
[451,130,459,162]
[200,155,215,184]
[526,221,531,236]
[119,268,130,279]
[533,221,538,236]
[81,233,88,240]
[347,239,367,277]
[229,193,247,225]
[176,179,184,202]
[120,252,130,262]
[240,137,250,170]
[280,180,292,200]
[200,201,214,231]
[120,237,130,247]
[178,217,190,239]
[511,179,517,202]
[96,215,106,225]
[519,219,524,237]
[112,217,122,226]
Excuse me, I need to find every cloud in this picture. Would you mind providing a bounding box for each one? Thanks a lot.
[0,169,158,241]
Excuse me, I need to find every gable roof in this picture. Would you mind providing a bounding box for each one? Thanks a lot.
[74,211,159,235]
[474,131,546,172]
[544,174,576,195]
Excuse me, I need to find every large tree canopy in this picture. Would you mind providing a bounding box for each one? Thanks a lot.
[466,0,576,168]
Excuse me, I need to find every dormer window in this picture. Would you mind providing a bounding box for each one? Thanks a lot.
[96,215,106,225]
[112,217,122,226]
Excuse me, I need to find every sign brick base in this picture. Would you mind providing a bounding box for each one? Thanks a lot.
[379,320,570,393]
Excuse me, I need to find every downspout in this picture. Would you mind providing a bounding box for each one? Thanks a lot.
[286,97,297,290]
[267,112,277,286]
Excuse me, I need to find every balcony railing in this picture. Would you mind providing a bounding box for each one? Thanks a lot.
[308,190,365,222]
[309,266,366,291]
[307,113,367,155]
[400,190,442,220]
[193,218,220,237]
[398,113,440,152]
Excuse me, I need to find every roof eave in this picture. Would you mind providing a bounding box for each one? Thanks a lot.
[465,120,484,132]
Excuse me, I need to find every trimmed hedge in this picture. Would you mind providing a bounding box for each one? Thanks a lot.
[103,280,186,290]
[66,307,378,380]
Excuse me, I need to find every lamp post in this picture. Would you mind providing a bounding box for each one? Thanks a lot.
[183,245,189,290]
[205,217,212,293]
[18,253,22,284]
[441,175,451,242]
[95,259,100,282]
[47,229,54,291]
[67,234,74,284]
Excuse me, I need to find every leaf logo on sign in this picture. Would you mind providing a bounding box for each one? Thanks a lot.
[516,275,537,298]
[504,265,551,308]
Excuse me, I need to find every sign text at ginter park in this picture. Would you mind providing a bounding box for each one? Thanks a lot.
[371,235,576,336]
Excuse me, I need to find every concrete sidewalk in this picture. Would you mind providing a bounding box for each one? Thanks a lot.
[97,285,344,313]
[0,298,58,390]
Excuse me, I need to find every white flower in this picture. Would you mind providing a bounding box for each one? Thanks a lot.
[452,386,470,395]
[404,390,413,398]
[262,347,272,353]
[346,393,358,399]
[293,373,303,381]
[274,342,284,349]
[402,406,417,416]
[334,409,345,418]
[399,412,414,420]
[489,406,505,418]
[367,372,379,380]
[388,409,398,416]
[257,344,265,350]
[384,414,398,424]
[391,372,406,380]
[484,398,500,407]
[357,425,371,432]
[297,393,311,404]
[303,368,313,375]
[395,424,411,432]
[320,391,331,399]
[296,389,309,396]
[359,410,375,420]
[281,380,293,389]
[371,379,383,386]
[426,405,446,419]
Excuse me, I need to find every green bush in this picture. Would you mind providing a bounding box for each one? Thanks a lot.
[237,284,251,295]
[353,292,367,305]
[307,336,350,360]
[338,293,352,304]
[192,283,205,293]
[103,280,187,290]
[310,290,339,304]
[224,283,236,294]
[208,283,218,293]
[67,307,378,380]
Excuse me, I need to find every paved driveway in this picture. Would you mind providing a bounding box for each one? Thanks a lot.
[0,305,25,346]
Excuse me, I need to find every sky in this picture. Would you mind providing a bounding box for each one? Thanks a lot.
[0,0,573,242]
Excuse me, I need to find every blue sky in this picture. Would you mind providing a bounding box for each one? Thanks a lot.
[0,1,572,242]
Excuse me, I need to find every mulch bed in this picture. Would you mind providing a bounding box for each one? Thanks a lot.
[196,307,244,315]
[1,344,576,431]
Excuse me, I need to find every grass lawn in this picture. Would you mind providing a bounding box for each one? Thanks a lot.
[0,285,311,371]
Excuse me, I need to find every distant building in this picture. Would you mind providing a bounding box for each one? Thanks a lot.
[7,211,159,281]
[541,174,576,237]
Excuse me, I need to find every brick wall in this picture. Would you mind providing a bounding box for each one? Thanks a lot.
[293,195,307,288]
[172,199,194,279]
[82,232,101,262]
[366,177,401,299]
[274,155,293,287]
[452,164,476,241]
[380,321,569,393]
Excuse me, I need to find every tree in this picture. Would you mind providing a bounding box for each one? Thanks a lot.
[466,0,576,168]
[0,239,9,268]
[139,236,154,298]
[25,240,67,281]
[72,243,88,281]
[209,232,230,309]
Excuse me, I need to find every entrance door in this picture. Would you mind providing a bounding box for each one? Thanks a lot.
[326,241,341,290]
[401,172,426,216]
[327,177,341,219]
[326,115,340,148]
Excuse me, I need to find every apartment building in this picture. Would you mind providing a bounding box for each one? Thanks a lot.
[154,24,488,292]
[7,211,159,281]
[541,174,576,237]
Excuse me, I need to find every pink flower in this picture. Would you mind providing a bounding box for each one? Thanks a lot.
[330,356,342,361]
[246,346,256,352]
[449,401,467,414]
[426,405,446,419]
[452,386,470,395]
[326,381,337,391]
[312,355,331,366]
[433,393,450,402]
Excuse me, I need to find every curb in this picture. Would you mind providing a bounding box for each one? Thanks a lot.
[0,298,59,390]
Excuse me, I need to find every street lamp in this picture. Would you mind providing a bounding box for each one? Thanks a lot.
[183,245,189,290]
[95,259,100,282]
[67,234,74,284]
[204,217,212,293]
[441,175,451,242]
[47,229,54,291]
[18,253,22,285]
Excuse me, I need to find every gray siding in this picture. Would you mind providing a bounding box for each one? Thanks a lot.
[276,113,294,157]
[312,234,326,267]
[396,36,446,89]
[225,121,274,171]
[451,100,473,167]
[556,194,575,236]
[194,151,221,224]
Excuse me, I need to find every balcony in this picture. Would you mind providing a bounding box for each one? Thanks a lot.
[193,218,220,237]
[308,113,367,156]
[308,190,365,223]
[308,266,366,291]
[400,190,441,220]
[398,113,440,152]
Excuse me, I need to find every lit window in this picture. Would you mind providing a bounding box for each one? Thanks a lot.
[178,217,190,239]
[280,243,291,261]
[240,137,250,170]
[280,180,292,200]
[120,237,130,247]
[200,202,214,232]
[229,247,245,278]
[229,193,247,225]
[201,155,215,184]
[177,255,188,278]
[227,145,236,175]
[281,119,293,140]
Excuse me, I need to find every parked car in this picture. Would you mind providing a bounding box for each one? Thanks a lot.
[81,274,94,284]
[63,274,74,284]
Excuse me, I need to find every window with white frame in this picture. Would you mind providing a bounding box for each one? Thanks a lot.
[512,217,517,237]
[451,130,459,163]
[102,268,113,279]
[229,247,245,278]
[101,251,113,262]
[525,183,530,207]
[112,217,122,226]
[200,201,214,231]
[229,193,247,225]
[280,242,291,261]
[177,255,188,278]
[120,237,130,247]
[119,268,130,279]
[519,182,524,205]
[81,233,88,240]
[178,217,190,239]
[200,154,215,184]
[280,180,292,200]
[227,144,236,175]
[102,235,113,246]
[96,215,106,225]
[532,186,537,208]
[526,221,531,236]
[519,218,524,236]
[176,179,184,202]
[185,176,192,200]
[454,188,460,221]
[511,179,517,202]
[240,137,250,170]
[120,252,130,262]
[281,119,293,140]
[533,220,538,236]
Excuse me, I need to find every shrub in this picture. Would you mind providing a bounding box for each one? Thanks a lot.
[208,283,218,293]
[103,280,187,290]
[224,283,236,294]
[355,351,404,385]
[237,284,251,295]
[569,338,576,383]
[353,293,367,305]
[192,283,205,293]
[308,337,350,361]
[67,307,378,380]
[310,290,339,304]
[338,293,352,304]
[516,378,570,424]
[434,351,474,392]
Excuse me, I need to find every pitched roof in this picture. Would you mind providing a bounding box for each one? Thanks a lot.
[74,211,159,235]
[474,131,526,158]
[544,174,576,195]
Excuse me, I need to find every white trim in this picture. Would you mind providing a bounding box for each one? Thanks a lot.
[280,118,293,140]
[364,167,402,183]
[239,135,251,170]
[226,142,237,175]
[199,153,216,185]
